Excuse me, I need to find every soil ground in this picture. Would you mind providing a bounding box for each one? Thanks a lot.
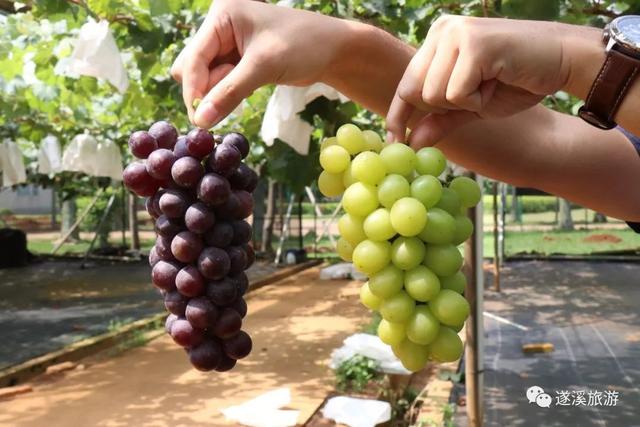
[0,267,371,427]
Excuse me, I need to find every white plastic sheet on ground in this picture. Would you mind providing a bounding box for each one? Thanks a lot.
[0,140,27,187]
[220,388,299,427]
[319,263,366,281]
[38,135,62,175]
[69,19,129,93]
[321,396,391,427]
[330,333,411,376]
[260,83,349,155]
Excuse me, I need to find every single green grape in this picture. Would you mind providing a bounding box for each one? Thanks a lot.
[391,236,426,270]
[439,270,467,294]
[342,163,357,188]
[378,174,411,209]
[380,290,415,323]
[418,208,456,244]
[393,339,430,372]
[338,213,367,246]
[435,188,461,216]
[429,289,470,326]
[415,147,446,176]
[429,326,463,362]
[363,208,396,242]
[362,129,384,152]
[380,143,416,176]
[404,265,441,302]
[390,197,428,237]
[452,214,474,245]
[411,175,443,209]
[423,244,463,277]
[352,239,391,275]
[360,282,382,311]
[320,136,338,150]
[449,176,481,208]
[336,237,354,262]
[319,144,350,174]
[377,319,406,346]
[406,305,440,345]
[318,170,345,197]
[352,151,387,185]
[343,182,379,217]
[369,264,404,299]
[336,123,366,155]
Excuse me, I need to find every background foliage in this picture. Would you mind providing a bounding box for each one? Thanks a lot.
[1,0,638,219]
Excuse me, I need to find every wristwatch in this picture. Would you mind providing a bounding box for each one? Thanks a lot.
[578,15,640,130]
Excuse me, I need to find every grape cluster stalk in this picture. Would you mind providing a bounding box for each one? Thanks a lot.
[123,120,258,372]
[318,124,481,372]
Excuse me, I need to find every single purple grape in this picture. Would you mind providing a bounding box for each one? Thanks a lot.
[176,265,206,297]
[185,297,219,329]
[185,202,215,234]
[245,170,259,193]
[197,247,230,280]
[243,243,255,269]
[188,339,223,371]
[171,156,205,188]
[152,260,181,291]
[197,173,231,206]
[146,148,176,180]
[149,120,178,149]
[164,289,189,316]
[231,220,252,245]
[170,318,204,348]
[123,162,159,197]
[226,246,248,275]
[173,135,190,158]
[207,143,241,176]
[205,277,238,306]
[231,297,248,318]
[128,131,157,159]
[222,330,252,359]
[228,164,257,191]
[159,189,191,218]
[154,235,175,260]
[155,214,184,238]
[203,221,234,248]
[186,128,215,159]
[230,272,249,296]
[222,132,250,159]
[215,353,237,372]
[212,308,242,339]
[149,246,161,267]
[165,313,178,334]
[171,231,203,264]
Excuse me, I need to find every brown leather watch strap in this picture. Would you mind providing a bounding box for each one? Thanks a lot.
[578,48,640,129]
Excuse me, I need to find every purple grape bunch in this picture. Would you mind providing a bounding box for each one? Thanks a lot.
[123,120,257,372]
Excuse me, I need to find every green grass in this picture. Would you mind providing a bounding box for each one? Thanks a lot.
[483,229,640,257]
[28,238,155,255]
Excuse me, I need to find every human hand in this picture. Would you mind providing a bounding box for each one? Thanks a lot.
[171,0,348,128]
[386,16,576,147]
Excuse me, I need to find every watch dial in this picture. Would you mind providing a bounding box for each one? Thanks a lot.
[615,16,640,47]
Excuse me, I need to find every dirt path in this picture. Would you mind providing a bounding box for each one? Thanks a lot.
[0,268,369,427]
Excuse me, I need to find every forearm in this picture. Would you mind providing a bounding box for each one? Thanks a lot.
[562,25,640,135]
[321,21,416,117]
[438,105,640,221]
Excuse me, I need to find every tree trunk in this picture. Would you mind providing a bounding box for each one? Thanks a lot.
[261,179,276,255]
[557,198,574,230]
[128,193,140,250]
[61,198,80,240]
[510,186,521,223]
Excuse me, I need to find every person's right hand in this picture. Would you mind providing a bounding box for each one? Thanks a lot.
[171,0,348,128]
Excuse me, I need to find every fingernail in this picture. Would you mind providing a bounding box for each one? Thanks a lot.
[194,101,220,128]
[385,131,394,143]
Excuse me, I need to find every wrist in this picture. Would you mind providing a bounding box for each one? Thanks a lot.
[561,26,607,99]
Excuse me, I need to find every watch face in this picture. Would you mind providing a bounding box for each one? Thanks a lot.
[612,15,640,49]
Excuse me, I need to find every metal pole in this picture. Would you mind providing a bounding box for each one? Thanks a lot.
[465,173,484,427]
[492,181,500,292]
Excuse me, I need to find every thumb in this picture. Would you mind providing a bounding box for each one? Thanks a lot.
[408,110,478,149]
[194,55,267,128]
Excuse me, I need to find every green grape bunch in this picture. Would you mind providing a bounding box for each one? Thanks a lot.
[318,124,481,372]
